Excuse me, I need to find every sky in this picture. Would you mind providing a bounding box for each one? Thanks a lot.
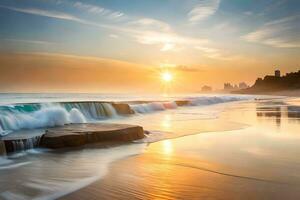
[0,0,299,93]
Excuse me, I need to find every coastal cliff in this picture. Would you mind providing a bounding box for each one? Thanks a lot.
[236,70,300,94]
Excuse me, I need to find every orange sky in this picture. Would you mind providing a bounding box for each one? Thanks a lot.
[0,52,298,93]
[0,0,299,93]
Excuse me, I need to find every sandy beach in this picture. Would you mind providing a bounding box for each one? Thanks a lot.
[60,97,300,200]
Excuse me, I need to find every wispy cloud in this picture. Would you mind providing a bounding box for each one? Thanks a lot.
[109,34,119,39]
[195,46,239,60]
[71,1,126,21]
[242,15,300,48]
[3,38,55,45]
[73,1,106,14]
[188,0,220,23]
[159,63,200,72]
[0,5,126,32]
[0,3,221,57]
[108,12,124,20]
[127,18,171,32]
[19,52,144,66]
[0,5,83,22]
[126,18,188,51]
[132,30,210,52]
[53,1,126,21]
[195,46,225,59]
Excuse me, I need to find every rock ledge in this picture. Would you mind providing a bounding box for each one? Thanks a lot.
[40,123,145,149]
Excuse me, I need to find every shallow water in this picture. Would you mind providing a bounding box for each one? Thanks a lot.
[1,95,297,200]
[61,97,300,200]
[0,94,252,200]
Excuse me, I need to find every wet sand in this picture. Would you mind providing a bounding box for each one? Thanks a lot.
[61,97,300,200]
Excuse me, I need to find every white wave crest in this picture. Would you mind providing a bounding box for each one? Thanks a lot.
[0,106,87,134]
[69,108,87,123]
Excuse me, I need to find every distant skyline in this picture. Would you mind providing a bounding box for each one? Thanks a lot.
[0,0,299,93]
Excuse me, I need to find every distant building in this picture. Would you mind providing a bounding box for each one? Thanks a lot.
[224,82,249,91]
[201,85,212,92]
[224,83,234,90]
[275,70,281,77]
[239,82,249,89]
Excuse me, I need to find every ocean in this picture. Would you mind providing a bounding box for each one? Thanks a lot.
[3,93,300,200]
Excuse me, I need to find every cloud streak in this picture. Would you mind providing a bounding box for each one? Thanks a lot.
[127,18,171,32]
[73,1,107,14]
[195,46,240,60]
[3,38,55,45]
[0,3,225,58]
[0,5,128,33]
[242,15,300,48]
[188,0,220,23]
[0,5,84,23]
[64,1,127,20]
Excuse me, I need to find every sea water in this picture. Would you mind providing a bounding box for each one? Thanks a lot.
[0,93,257,199]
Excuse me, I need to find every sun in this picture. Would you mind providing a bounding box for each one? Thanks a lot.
[161,71,173,82]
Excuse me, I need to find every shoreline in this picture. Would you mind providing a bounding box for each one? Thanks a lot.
[264,89,300,97]
[233,89,300,97]
[60,97,300,199]
[2,96,300,199]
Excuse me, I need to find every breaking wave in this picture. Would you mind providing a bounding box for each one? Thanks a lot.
[130,96,248,114]
[0,95,251,136]
[0,102,116,136]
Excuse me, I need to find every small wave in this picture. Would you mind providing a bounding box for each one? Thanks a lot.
[188,95,248,106]
[131,102,176,113]
[0,157,31,170]
[0,161,31,170]
[131,95,250,114]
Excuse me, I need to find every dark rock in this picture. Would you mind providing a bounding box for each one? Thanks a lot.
[0,141,6,156]
[40,123,145,149]
[0,130,44,153]
[144,130,151,135]
[175,100,190,106]
[112,103,134,114]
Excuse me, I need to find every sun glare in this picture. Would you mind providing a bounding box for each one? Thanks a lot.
[162,72,173,82]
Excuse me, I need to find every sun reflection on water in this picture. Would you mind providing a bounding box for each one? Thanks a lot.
[161,114,172,131]
[162,140,173,155]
